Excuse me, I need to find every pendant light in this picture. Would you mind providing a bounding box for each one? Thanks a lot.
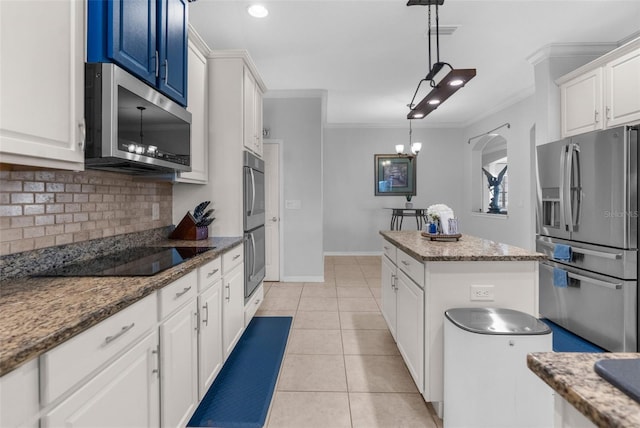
[406,0,476,119]
[395,119,422,158]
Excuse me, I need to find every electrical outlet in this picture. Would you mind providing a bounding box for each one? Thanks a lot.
[470,285,494,301]
[152,203,160,221]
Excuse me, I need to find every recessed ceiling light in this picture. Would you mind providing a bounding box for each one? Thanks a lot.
[247,4,268,18]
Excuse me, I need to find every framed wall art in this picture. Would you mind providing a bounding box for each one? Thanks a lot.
[374,154,416,196]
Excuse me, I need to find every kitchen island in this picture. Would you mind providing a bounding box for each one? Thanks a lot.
[379,230,546,416]
[528,352,640,428]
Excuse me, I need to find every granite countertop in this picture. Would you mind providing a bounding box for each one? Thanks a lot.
[380,231,546,261]
[0,236,242,377]
[528,352,640,428]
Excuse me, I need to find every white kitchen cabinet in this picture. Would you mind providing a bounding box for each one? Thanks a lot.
[177,29,209,184]
[42,331,160,428]
[222,265,245,359]
[243,67,264,157]
[381,253,397,339]
[380,243,424,392]
[197,277,223,399]
[395,269,424,392]
[559,37,640,137]
[0,359,39,428]
[222,245,245,359]
[209,51,266,236]
[159,299,199,428]
[244,283,264,327]
[0,0,85,170]
[560,68,603,137]
[604,47,640,127]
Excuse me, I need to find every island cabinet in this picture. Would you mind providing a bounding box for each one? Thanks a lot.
[559,36,640,137]
[0,0,85,171]
[380,231,544,417]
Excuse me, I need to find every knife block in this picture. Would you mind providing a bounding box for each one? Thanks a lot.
[169,212,209,240]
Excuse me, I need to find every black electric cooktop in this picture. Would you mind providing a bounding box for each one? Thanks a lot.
[36,246,216,277]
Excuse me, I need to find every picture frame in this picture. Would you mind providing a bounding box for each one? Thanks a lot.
[374,154,416,196]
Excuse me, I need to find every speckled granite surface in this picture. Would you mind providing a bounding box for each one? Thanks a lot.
[380,231,546,261]
[0,227,174,280]
[0,236,242,376]
[528,352,640,428]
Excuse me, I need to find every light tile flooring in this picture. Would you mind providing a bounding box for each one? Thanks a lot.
[257,255,443,428]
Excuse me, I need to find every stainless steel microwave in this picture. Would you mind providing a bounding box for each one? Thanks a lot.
[84,63,192,174]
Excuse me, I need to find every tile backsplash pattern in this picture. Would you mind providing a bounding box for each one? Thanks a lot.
[0,169,172,256]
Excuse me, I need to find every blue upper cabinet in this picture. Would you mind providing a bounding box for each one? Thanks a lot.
[87,0,188,106]
[158,0,188,105]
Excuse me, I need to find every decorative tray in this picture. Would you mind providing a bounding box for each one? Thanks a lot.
[420,232,462,241]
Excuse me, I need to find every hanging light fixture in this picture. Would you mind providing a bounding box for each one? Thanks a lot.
[406,0,476,119]
[395,118,422,158]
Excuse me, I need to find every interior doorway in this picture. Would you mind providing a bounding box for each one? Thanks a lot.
[263,140,282,281]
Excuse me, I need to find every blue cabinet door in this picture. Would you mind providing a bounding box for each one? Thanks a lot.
[108,0,157,86]
[157,0,188,106]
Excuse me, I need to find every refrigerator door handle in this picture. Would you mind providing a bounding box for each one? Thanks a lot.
[566,272,623,290]
[537,239,622,260]
[559,144,570,232]
[569,143,582,231]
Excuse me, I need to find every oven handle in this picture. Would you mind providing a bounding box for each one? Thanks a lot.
[540,261,623,290]
[537,240,622,260]
[250,233,256,280]
[249,168,256,217]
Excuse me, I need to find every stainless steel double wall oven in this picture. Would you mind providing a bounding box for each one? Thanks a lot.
[536,125,638,352]
[243,151,266,301]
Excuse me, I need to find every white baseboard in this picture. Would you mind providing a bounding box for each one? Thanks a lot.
[324,251,383,256]
[280,276,325,283]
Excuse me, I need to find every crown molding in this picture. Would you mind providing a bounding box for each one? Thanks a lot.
[208,49,267,92]
[526,42,617,66]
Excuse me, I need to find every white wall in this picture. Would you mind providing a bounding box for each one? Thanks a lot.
[460,96,536,250]
[263,96,324,281]
[323,126,465,253]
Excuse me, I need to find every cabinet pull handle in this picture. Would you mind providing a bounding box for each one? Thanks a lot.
[175,286,192,298]
[207,268,219,277]
[152,347,159,375]
[194,311,199,332]
[155,50,159,78]
[78,118,86,151]
[255,299,261,305]
[606,106,611,120]
[384,246,390,250]
[401,260,410,266]
[164,59,169,83]
[225,283,231,301]
[594,110,599,123]
[391,274,396,290]
[233,254,241,260]
[202,302,209,326]
[105,323,135,344]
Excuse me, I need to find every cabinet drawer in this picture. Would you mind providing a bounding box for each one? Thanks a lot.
[40,293,156,405]
[158,270,197,320]
[397,249,424,287]
[382,241,397,264]
[198,257,221,292]
[223,244,244,274]
[244,284,263,327]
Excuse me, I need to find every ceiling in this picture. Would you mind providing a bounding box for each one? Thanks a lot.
[189,0,640,127]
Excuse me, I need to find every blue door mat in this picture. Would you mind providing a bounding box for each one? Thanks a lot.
[188,316,292,428]
[540,319,606,353]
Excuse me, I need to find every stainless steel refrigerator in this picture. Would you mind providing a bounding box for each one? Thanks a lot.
[536,125,638,352]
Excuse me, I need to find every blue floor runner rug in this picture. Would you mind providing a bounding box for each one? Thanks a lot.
[188,316,292,428]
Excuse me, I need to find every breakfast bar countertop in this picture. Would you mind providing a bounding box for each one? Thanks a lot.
[379,230,546,262]
[527,352,640,428]
[0,236,242,377]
